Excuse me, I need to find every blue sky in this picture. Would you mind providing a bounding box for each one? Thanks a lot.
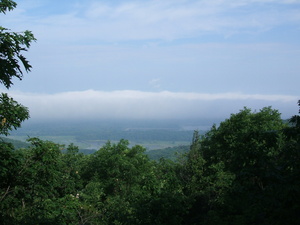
[1,0,300,120]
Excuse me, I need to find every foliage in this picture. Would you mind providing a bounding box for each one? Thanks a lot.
[183,106,300,225]
[146,145,189,161]
[0,138,84,224]
[81,140,160,224]
[0,93,29,135]
[0,0,36,88]
[0,0,34,136]
[0,0,16,14]
[1,105,300,224]
[0,0,34,137]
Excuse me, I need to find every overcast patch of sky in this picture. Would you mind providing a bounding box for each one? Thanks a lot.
[1,0,299,120]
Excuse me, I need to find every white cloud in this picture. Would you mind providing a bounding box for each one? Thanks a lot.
[2,0,300,42]
[149,79,161,89]
[5,90,298,121]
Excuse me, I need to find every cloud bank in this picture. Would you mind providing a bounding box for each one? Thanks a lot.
[6,90,298,121]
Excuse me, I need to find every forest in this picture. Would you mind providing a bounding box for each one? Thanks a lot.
[1,1,300,224]
[1,106,300,225]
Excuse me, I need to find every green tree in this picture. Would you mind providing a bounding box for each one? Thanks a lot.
[0,139,84,225]
[183,130,235,225]
[0,0,16,13]
[0,0,36,88]
[0,93,29,135]
[0,0,35,135]
[80,139,190,225]
[184,107,288,224]
[146,158,189,225]
[80,140,154,224]
[0,2,35,223]
[274,100,300,225]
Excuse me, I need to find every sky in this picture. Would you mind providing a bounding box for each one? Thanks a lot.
[1,0,300,121]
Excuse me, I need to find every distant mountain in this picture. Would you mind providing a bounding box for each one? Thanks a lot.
[146,145,190,161]
[0,137,30,149]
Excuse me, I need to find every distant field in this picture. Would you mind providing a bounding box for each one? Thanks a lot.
[7,135,191,151]
[8,135,90,149]
[8,119,211,151]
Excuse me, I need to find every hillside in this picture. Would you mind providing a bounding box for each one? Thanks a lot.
[0,136,30,149]
[146,145,189,161]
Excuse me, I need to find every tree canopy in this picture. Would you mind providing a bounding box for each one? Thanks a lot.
[0,0,36,88]
[0,105,299,224]
[0,0,34,135]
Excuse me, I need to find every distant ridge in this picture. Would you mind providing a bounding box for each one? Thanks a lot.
[0,136,30,149]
